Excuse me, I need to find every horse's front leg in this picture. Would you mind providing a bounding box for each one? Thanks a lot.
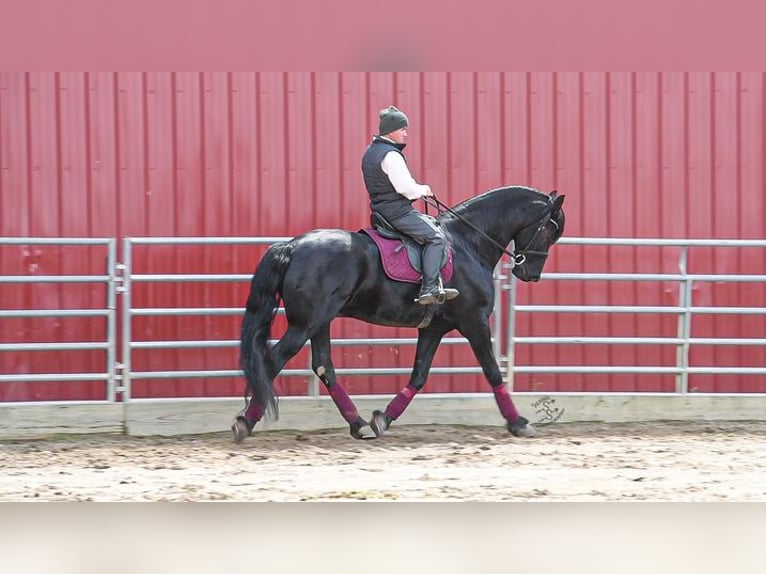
[311,324,376,440]
[459,320,536,438]
[370,327,446,437]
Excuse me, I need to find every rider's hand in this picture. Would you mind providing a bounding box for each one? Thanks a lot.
[422,185,434,197]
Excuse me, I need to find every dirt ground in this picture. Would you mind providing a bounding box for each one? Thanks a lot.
[1,420,765,501]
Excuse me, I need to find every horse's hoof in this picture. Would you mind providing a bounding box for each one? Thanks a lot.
[349,418,377,440]
[508,416,537,438]
[370,410,392,437]
[231,416,255,443]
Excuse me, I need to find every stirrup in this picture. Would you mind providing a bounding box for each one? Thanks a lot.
[440,287,459,301]
[416,292,440,305]
[416,288,459,305]
[415,279,459,305]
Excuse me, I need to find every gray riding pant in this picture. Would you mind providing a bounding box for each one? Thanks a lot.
[387,210,446,287]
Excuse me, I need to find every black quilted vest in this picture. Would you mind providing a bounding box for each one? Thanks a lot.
[361,136,414,221]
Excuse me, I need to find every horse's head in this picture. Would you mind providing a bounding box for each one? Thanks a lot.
[511,191,566,282]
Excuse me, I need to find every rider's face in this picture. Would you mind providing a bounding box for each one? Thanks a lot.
[386,127,408,144]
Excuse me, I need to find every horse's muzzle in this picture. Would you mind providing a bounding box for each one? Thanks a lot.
[512,266,541,283]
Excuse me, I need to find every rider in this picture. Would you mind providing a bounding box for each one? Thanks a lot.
[361,105,459,305]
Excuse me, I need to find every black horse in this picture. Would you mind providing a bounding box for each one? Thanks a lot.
[232,185,565,442]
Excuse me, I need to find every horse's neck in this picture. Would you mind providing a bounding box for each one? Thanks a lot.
[445,187,543,267]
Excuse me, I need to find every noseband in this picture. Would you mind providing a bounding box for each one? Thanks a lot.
[512,211,559,266]
[424,196,558,267]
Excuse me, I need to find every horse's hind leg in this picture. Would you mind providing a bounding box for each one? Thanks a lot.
[311,324,376,440]
[232,324,313,442]
[232,400,266,443]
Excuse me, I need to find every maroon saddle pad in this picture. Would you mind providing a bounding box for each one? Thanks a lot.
[360,228,454,285]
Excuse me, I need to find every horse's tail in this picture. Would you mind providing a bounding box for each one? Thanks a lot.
[239,241,295,420]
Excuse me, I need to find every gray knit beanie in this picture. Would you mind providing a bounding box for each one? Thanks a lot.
[378,106,409,135]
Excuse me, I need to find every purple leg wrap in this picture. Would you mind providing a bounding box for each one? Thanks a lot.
[492,384,519,421]
[244,401,265,422]
[328,383,360,424]
[385,384,418,420]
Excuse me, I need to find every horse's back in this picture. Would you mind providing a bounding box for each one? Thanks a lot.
[289,228,374,260]
[281,228,377,287]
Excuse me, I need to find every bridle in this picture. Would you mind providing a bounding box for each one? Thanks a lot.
[513,210,559,265]
[424,195,559,267]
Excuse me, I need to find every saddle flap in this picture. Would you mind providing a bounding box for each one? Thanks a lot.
[360,228,454,285]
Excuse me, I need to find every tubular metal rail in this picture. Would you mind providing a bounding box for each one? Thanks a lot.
[505,238,766,392]
[2,236,765,406]
[121,237,503,401]
[0,237,118,400]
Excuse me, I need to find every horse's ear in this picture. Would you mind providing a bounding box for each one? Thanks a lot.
[552,194,565,211]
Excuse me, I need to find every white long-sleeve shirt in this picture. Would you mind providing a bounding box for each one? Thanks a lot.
[380,150,431,201]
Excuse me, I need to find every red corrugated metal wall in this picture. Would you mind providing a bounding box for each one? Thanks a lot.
[2,72,764,401]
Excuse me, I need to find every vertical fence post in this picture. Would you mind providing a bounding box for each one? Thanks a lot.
[307,344,319,397]
[492,262,503,364]
[121,239,133,404]
[106,239,118,403]
[675,247,693,393]
[505,266,518,391]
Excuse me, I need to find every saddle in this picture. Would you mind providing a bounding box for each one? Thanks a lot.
[360,212,454,285]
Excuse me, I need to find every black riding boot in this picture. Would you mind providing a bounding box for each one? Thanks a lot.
[416,244,459,305]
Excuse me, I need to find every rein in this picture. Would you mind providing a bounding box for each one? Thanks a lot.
[424,195,556,267]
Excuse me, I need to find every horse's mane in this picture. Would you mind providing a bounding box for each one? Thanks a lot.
[440,185,549,226]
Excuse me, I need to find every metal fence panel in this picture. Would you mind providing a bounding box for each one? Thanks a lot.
[0,238,118,401]
[120,236,490,402]
[3,236,765,409]
[506,238,766,393]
